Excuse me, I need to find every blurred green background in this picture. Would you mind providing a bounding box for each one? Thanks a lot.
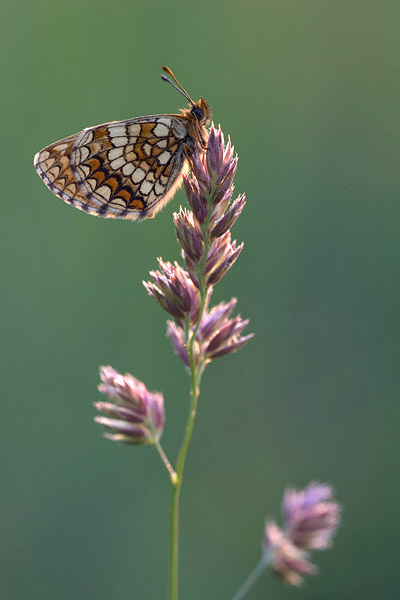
[2,0,400,598]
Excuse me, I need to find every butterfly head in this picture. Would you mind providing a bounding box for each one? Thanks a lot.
[161,67,211,151]
[191,97,211,126]
[161,67,211,126]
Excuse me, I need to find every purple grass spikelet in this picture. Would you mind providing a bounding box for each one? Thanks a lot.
[263,523,318,586]
[204,233,244,286]
[143,259,201,324]
[94,366,165,444]
[173,208,204,263]
[166,321,190,367]
[210,194,246,239]
[283,482,341,550]
[144,124,253,370]
[262,482,341,586]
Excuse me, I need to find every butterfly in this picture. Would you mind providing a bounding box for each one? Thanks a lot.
[34,67,211,220]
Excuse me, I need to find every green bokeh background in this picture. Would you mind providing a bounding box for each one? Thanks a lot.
[2,1,399,598]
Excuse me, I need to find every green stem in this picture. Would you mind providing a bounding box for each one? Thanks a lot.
[168,234,210,600]
[168,373,199,600]
[155,439,176,483]
[168,321,202,600]
[229,557,268,600]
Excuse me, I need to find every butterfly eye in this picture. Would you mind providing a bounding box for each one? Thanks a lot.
[191,106,204,121]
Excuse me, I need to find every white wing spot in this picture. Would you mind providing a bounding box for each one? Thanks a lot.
[122,163,135,176]
[108,126,126,137]
[140,180,152,195]
[108,147,124,160]
[147,190,157,204]
[77,146,90,163]
[131,168,146,183]
[143,143,152,156]
[157,139,167,149]
[111,198,128,209]
[129,124,141,136]
[155,181,165,195]
[112,136,128,147]
[110,157,126,170]
[158,151,171,165]
[157,118,172,127]
[153,123,169,137]
[96,186,112,201]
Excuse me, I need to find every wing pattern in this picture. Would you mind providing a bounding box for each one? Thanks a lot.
[34,115,190,220]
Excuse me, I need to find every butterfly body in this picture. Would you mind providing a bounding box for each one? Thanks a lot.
[34,89,211,220]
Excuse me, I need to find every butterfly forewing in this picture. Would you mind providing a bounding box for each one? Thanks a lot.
[34,115,190,220]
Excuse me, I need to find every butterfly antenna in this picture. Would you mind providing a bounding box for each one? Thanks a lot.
[161,66,195,105]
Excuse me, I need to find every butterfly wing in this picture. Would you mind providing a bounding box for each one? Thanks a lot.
[34,115,190,220]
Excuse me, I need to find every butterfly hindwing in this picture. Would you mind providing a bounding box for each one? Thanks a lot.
[34,115,190,220]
